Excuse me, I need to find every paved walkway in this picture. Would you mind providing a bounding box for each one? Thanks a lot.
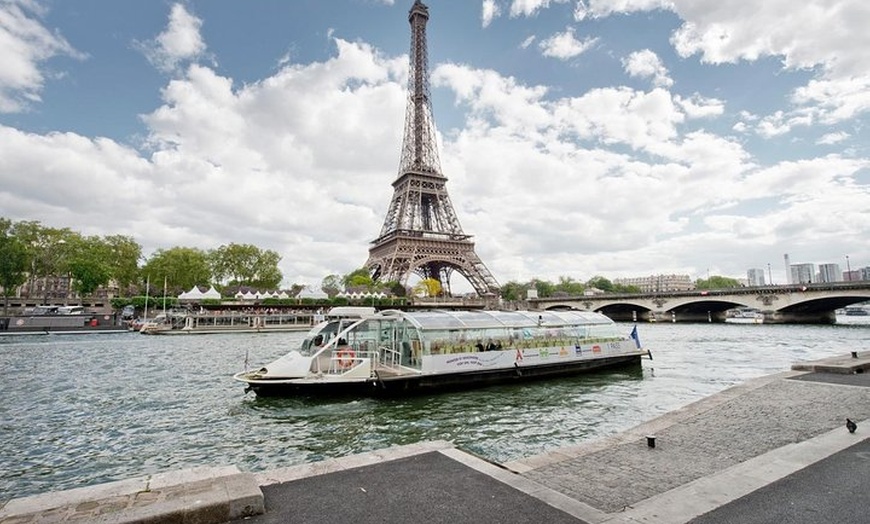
[3,351,869,524]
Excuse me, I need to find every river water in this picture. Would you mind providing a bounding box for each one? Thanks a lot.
[1,317,868,500]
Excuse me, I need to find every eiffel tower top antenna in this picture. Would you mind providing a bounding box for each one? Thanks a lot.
[399,0,442,177]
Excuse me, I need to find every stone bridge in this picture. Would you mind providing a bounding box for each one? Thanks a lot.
[528,282,870,324]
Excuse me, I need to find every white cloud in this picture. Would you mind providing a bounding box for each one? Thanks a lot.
[509,0,570,18]
[520,35,536,49]
[482,0,500,28]
[674,94,724,119]
[539,27,597,60]
[791,76,870,124]
[574,0,673,20]
[569,1,870,131]
[139,3,208,74]
[0,0,84,112]
[668,0,870,127]
[622,49,673,88]
[816,131,850,145]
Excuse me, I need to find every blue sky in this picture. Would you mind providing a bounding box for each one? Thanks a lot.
[1,0,868,292]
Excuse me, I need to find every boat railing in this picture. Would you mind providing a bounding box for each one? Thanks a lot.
[326,346,379,375]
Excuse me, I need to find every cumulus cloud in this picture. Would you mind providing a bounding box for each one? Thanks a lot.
[816,131,850,145]
[622,49,673,88]
[674,94,724,119]
[539,27,597,59]
[482,0,500,28]
[139,3,208,74]
[574,0,673,21]
[0,0,85,112]
[509,0,571,18]
[561,1,870,131]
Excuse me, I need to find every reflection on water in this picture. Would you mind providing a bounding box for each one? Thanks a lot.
[1,319,868,499]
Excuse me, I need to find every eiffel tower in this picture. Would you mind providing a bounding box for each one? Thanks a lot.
[366,0,499,296]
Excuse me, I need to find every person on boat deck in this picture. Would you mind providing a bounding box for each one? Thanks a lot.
[313,334,323,346]
[475,341,485,352]
[486,339,497,351]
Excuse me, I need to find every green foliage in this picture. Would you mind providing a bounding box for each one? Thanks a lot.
[209,243,282,290]
[342,268,374,290]
[68,258,111,296]
[103,235,142,295]
[321,274,342,297]
[532,279,555,298]
[556,276,586,295]
[199,299,222,306]
[498,281,528,301]
[696,275,741,289]
[0,229,29,314]
[585,276,614,292]
[384,280,406,297]
[142,247,212,292]
[129,295,161,310]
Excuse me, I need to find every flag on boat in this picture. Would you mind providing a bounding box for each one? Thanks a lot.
[629,325,641,349]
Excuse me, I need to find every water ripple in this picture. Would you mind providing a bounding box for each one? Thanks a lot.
[1,321,867,499]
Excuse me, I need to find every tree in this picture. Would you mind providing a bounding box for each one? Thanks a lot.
[414,278,442,297]
[696,275,741,290]
[342,268,374,290]
[11,221,76,302]
[143,247,212,293]
[209,243,282,289]
[102,235,142,296]
[321,274,342,298]
[67,236,112,296]
[531,278,555,298]
[499,281,528,301]
[384,280,407,297]
[586,276,615,293]
[0,228,29,315]
[555,276,586,296]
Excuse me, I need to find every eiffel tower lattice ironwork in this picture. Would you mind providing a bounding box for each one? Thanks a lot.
[365,0,499,296]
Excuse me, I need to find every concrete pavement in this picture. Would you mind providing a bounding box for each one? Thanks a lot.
[3,351,869,524]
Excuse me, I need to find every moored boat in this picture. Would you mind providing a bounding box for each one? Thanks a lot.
[0,305,125,335]
[139,309,318,335]
[234,308,649,396]
[844,305,870,316]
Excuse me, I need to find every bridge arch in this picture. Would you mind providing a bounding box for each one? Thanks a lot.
[531,283,870,324]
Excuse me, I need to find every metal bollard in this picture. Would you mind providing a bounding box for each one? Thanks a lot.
[646,435,656,448]
[852,351,859,359]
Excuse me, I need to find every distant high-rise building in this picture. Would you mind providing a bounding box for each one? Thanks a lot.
[818,263,842,283]
[783,254,791,284]
[747,268,766,286]
[845,266,869,281]
[790,263,815,284]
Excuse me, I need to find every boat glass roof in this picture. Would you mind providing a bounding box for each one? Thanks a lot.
[377,309,612,331]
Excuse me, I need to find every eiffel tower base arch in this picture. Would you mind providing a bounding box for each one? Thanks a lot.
[366,235,499,296]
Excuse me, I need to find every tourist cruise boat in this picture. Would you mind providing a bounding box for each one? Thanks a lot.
[233,307,648,396]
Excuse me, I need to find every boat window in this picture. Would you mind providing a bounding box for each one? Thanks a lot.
[299,320,341,355]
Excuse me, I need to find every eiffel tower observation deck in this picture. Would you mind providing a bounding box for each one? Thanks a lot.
[366,0,499,296]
